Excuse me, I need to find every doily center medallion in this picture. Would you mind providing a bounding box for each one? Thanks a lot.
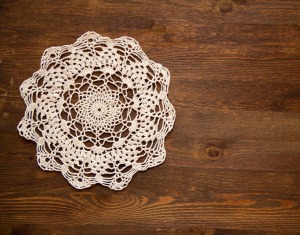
[18,31,176,190]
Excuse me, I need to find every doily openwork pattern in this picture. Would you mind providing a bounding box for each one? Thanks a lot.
[18,32,176,190]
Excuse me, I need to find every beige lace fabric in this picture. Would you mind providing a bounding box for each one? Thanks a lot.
[18,32,176,190]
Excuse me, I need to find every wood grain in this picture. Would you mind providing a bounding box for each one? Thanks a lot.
[0,0,300,234]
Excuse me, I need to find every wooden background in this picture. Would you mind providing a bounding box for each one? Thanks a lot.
[0,0,300,234]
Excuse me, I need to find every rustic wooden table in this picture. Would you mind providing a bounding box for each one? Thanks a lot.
[0,0,299,234]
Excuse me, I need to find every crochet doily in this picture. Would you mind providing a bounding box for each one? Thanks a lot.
[17,32,176,190]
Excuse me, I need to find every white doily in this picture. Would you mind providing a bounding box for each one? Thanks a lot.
[18,32,176,190]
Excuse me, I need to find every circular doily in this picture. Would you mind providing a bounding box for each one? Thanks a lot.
[18,32,176,190]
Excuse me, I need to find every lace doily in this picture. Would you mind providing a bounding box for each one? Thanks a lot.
[17,32,176,190]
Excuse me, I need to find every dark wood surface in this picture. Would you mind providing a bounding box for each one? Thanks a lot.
[0,0,300,234]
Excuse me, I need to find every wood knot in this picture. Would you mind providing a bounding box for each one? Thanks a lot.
[205,145,223,160]
[194,140,225,160]
[212,0,238,15]
[219,0,233,13]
